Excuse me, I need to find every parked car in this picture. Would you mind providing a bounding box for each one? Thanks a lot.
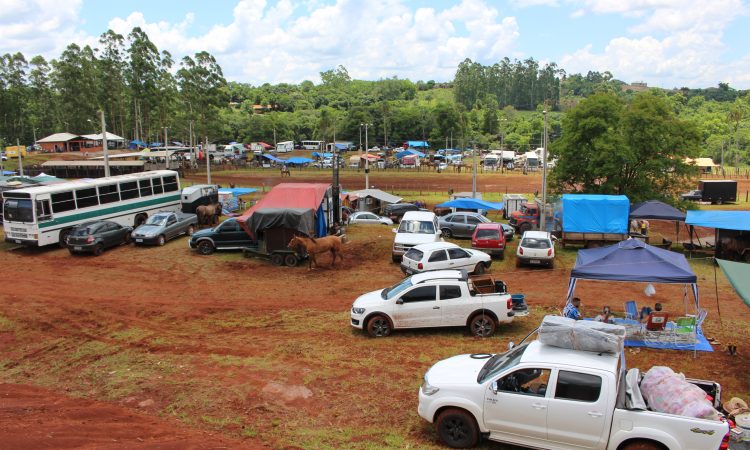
[500,223,515,241]
[384,203,426,223]
[66,220,133,256]
[131,211,198,246]
[392,211,442,262]
[516,230,555,268]
[401,242,491,275]
[348,211,393,225]
[188,218,254,255]
[471,223,506,259]
[418,336,728,449]
[439,212,491,238]
[350,270,514,338]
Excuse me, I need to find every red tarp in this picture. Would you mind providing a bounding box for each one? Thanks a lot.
[237,183,330,236]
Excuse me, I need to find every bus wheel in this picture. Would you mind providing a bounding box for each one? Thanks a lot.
[58,229,72,248]
[134,214,147,227]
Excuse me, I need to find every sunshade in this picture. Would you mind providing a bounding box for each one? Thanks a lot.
[716,259,750,308]
[436,198,504,211]
[686,210,750,231]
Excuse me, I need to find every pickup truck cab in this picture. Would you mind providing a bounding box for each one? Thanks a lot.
[418,339,729,450]
[188,217,254,255]
[132,211,198,246]
[350,270,513,338]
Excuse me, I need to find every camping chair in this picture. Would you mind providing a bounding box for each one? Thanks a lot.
[673,309,707,344]
[624,300,638,320]
[645,312,669,331]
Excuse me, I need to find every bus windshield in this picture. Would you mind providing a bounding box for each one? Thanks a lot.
[3,199,34,223]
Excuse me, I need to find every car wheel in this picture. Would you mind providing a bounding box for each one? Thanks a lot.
[442,228,453,238]
[284,253,298,267]
[619,440,664,450]
[548,259,555,269]
[157,235,166,246]
[498,250,505,260]
[123,232,132,245]
[469,313,496,337]
[93,244,104,256]
[187,225,195,236]
[435,408,480,449]
[366,314,392,337]
[270,253,284,266]
[196,240,215,255]
[473,263,485,275]
[68,248,77,255]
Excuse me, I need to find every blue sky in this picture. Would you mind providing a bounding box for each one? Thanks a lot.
[1,0,749,88]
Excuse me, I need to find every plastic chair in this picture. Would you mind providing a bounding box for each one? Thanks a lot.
[645,312,669,331]
[673,309,707,344]
[624,300,638,320]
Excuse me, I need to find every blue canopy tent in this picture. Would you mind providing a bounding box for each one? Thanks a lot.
[285,157,313,165]
[406,140,429,148]
[129,140,147,149]
[436,198,504,211]
[311,152,333,158]
[564,239,710,351]
[686,210,750,231]
[261,154,284,163]
[396,149,426,159]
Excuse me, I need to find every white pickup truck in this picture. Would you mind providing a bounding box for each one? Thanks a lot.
[418,339,729,450]
[350,270,514,338]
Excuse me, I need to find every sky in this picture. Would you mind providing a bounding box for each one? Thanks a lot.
[1,0,749,88]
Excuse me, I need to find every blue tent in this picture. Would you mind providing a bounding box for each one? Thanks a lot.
[311,152,334,158]
[129,140,147,149]
[148,142,163,147]
[436,198,504,211]
[262,154,284,162]
[686,210,750,231]
[396,149,426,159]
[562,194,629,233]
[286,157,313,165]
[407,140,429,148]
[630,200,686,221]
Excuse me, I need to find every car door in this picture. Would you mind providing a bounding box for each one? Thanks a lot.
[450,214,466,236]
[215,220,245,247]
[484,368,551,443]
[465,215,483,237]
[165,215,178,239]
[360,213,379,224]
[102,222,119,248]
[447,247,474,270]
[426,249,450,271]
[392,285,441,328]
[545,370,610,449]
[439,284,471,326]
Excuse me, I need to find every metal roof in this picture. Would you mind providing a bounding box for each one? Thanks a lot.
[350,189,402,204]
[80,132,126,141]
[41,160,145,167]
[37,132,82,143]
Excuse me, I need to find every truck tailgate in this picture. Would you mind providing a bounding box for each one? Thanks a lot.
[610,408,727,450]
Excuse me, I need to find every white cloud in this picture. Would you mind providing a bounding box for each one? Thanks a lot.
[0,0,89,57]
[510,0,559,7]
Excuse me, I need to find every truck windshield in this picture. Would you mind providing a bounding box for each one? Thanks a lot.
[477,343,529,383]
[520,204,534,214]
[3,199,34,223]
[146,215,168,226]
[398,220,435,234]
[381,277,414,300]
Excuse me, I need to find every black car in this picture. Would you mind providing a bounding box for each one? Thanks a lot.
[680,189,702,201]
[188,218,254,255]
[66,220,133,256]
[384,203,427,222]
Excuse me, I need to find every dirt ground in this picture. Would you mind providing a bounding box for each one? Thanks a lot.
[1,167,749,449]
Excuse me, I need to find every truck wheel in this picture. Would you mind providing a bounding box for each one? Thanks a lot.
[469,313,496,337]
[473,263,485,275]
[435,408,480,449]
[196,240,215,255]
[284,253,298,267]
[442,228,453,238]
[619,440,665,450]
[187,225,195,236]
[519,223,531,234]
[270,253,284,266]
[157,235,166,246]
[366,314,392,337]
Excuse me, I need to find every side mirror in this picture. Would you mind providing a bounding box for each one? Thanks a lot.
[490,381,499,395]
[507,341,515,351]
[396,299,404,305]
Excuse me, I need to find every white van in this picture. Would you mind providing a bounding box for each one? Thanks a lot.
[391,211,442,262]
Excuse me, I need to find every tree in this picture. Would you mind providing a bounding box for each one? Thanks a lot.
[177,51,227,142]
[550,92,701,202]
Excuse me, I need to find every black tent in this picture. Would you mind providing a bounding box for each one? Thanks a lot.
[629,200,686,221]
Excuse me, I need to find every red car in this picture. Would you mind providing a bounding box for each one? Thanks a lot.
[471,223,506,259]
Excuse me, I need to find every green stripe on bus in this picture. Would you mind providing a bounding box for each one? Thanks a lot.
[38,194,182,228]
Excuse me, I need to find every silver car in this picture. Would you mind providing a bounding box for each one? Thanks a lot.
[438,212,490,238]
[348,211,394,225]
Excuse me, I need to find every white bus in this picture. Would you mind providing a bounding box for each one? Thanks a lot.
[301,140,322,151]
[2,170,181,247]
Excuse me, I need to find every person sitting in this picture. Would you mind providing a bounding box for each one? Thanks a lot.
[595,306,613,323]
[644,303,669,331]
[563,298,582,320]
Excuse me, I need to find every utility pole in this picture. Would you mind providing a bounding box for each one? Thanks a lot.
[189,120,194,167]
[540,109,549,231]
[273,127,277,152]
[472,140,477,198]
[364,123,371,189]
[163,127,169,170]
[205,136,211,184]
[17,138,23,176]
[100,111,110,177]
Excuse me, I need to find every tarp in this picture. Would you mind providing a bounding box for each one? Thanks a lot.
[562,194,630,233]
[629,200,686,221]
[218,187,257,196]
[312,152,333,158]
[285,157,313,164]
[686,210,750,231]
[350,189,402,204]
[246,208,315,238]
[716,259,750,308]
[436,198,504,211]
[262,154,284,162]
[570,239,697,283]
[407,140,429,148]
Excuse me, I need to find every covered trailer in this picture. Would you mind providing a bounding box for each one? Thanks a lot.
[561,194,630,247]
[242,208,315,266]
[181,184,219,213]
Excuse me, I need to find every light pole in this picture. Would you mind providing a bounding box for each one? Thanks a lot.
[540,110,549,231]
[100,111,110,177]
[162,126,169,169]
[361,122,371,189]
[472,140,477,198]
[16,138,23,176]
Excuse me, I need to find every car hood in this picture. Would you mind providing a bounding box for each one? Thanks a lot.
[395,233,439,245]
[191,228,215,240]
[352,289,387,309]
[133,224,162,235]
[425,354,489,387]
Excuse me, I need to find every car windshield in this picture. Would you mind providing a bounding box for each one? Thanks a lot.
[476,229,500,240]
[3,199,34,223]
[398,220,435,234]
[381,277,414,300]
[145,215,168,226]
[521,237,550,249]
[477,343,529,383]
[520,204,534,214]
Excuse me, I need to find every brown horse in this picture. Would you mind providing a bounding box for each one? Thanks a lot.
[196,202,222,226]
[280,165,291,177]
[288,235,343,269]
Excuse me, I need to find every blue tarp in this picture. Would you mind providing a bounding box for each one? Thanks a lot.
[571,239,697,283]
[686,210,750,231]
[312,152,333,158]
[285,157,313,165]
[562,194,629,233]
[396,149,426,159]
[407,140,429,148]
[262,154,284,162]
[623,328,713,352]
[218,188,257,196]
[129,140,147,149]
[630,200,686,221]
[148,142,163,147]
[436,198,504,211]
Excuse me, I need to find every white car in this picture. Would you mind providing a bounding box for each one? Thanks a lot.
[392,211,442,262]
[350,270,514,338]
[516,230,555,268]
[401,242,491,275]
[348,211,393,225]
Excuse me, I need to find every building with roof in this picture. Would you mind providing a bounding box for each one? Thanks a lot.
[36,132,127,153]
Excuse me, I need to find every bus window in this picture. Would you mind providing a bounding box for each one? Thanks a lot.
[152,177,164,194]
[75,188,99,208]
[163,176,179,192]
[51,192,76,213]
[139,179,153,197]
[98,184,119,204]
[119,181,139,200]
[36,200,52,221]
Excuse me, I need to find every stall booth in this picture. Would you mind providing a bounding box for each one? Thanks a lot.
[686,210,750,262]
[629,200,686,249]
[564,239,712,351]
